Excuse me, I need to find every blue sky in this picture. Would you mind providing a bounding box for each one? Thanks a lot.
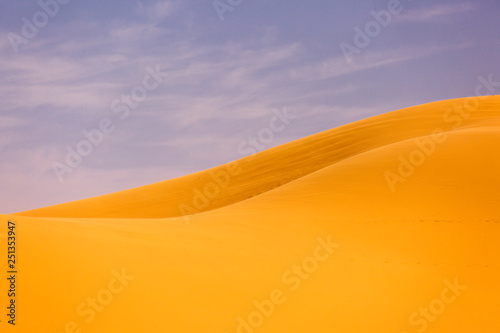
[0,0,499,213]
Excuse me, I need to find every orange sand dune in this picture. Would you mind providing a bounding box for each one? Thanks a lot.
[1,96,500,332]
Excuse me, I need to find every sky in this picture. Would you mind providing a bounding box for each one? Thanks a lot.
[0,0,499,213]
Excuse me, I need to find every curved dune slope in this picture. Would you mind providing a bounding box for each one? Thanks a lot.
[2,96,500,332]
[15,96,500,219]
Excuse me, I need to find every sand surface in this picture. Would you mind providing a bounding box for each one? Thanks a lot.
[1,96,500,332]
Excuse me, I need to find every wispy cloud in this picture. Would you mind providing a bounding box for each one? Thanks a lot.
[137,0,176,23]
[283,41,472,83]
[0,115,30,129]
[397,3,474,22]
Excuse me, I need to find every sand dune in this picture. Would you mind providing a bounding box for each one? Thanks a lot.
[1,96,500,332]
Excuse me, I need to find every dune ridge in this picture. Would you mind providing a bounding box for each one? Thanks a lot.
[14,96,500,219]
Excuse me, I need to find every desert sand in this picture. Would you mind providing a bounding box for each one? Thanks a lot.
[1,96,499,332]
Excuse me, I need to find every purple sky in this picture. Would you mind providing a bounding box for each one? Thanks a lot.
[0,0,499,213]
